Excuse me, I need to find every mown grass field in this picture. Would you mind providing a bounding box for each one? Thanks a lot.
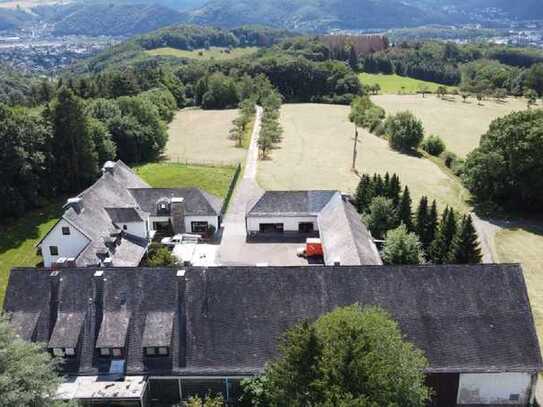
[494,226,543,341]
[373,94,529,157]
[257,103,469,212]
[145,46,258,61]
[359,72,456,95]
[166,108,246,165]
[0,200,64,306]
[135,162,237,198]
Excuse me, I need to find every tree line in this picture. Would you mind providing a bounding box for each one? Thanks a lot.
[355,173,482,265]
[0,84,176,219]
[359,41,543,96]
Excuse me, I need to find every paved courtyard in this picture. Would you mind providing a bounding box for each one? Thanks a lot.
[216,106,311,267]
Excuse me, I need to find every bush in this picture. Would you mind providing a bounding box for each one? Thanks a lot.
[384,111,424,152]
[372,121,385,137]
[145,246,177,267]
[363,196,398,239]
[383,224,424,265]
[421,135,445,156]
[441,151,465,176]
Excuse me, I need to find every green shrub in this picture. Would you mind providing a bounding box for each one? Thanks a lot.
[372,121,385,137]
[421,135,445,156]
[384,111,424,152]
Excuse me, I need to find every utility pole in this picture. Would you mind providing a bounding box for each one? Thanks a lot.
[352,126,359,172]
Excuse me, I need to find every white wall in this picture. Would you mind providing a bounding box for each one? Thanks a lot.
[246,216,318,232]
[118,219,148,239]
[40,219,90,267]
[185,216,219,233]
[457,373,534,405]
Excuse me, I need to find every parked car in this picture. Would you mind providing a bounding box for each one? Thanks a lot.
[161,234,201,247]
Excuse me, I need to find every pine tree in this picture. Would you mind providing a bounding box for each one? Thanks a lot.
[397,186,413,231]
[383,172,391,197]
[425,200,439,252]
[414,196,429,245]
[50,87,98,193]
[429,207,457,264]
[450,215,483,264]
[373,174,384,196]
[355,174,374,214]
[389,173,402,206]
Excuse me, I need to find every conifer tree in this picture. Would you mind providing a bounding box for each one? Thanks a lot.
[355,174,374,213]
[425,200,439,252]
[373,174,384,196]
[450,215,483,264]
[429,207,457,264]
[49,87,98,193]
[389,173,402,206]
[397,186,413,231]
[414,196,429,246]
[383,172,391,197]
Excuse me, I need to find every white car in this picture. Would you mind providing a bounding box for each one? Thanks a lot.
[160,234,201,247]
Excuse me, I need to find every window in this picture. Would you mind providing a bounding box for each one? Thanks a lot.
[259,223,284,233]
[145,346,169,357]
[100,348,111,357]
[145,347,156,356]
[49,246,59,256]
[112,348,122,358]
[298,222,314,233]
[62,227,71,235]
[65,348,75,357]
[191,221,209,234]
[53,348,64,357]
[158,347,169,356]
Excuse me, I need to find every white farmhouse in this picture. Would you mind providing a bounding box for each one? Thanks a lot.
[37,161,222,268]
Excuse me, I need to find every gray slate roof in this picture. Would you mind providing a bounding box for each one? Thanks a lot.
[128,188,223,217]
[105,208,144,224]
[4,264,541,377]
[248,191,337,216]
[318,194,382,266]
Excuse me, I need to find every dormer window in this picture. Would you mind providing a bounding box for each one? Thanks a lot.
[52,347,76,358]
[62,227,71,235]
[157,199,171,216]
[100,347,123,358]
[145,346,169,357]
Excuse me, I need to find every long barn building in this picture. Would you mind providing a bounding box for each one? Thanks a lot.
[3,264,542,406]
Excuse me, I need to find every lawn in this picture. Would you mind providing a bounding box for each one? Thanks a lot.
[373,94,528,157]
[145,46,258,61]
[257,103,469,212]
[494,225,543,343]
[359,73,456,95]
[166,108,246,165]
[135,162,238,198]
[0,200,64,306]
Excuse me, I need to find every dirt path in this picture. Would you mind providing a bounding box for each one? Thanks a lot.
[471,213,500,263]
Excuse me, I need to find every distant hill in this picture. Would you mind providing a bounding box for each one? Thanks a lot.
[188,0,447,31]
[35,3,187,36]
[0,8,34,30]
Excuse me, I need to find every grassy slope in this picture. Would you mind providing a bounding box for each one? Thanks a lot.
[0,200,64,306]
[359,72,457,95]
[258,103,469,212]
[145,46,258,60]
[135,162,237,198]
[373,94,529,157]
[166,108,246,165]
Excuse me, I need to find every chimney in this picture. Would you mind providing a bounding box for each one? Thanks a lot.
[93,270,105,343]
[171,197,185,234]
[177,270,186,368]
[102,161,116,175]
[48,271,61,339]
[64,197,83,214]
